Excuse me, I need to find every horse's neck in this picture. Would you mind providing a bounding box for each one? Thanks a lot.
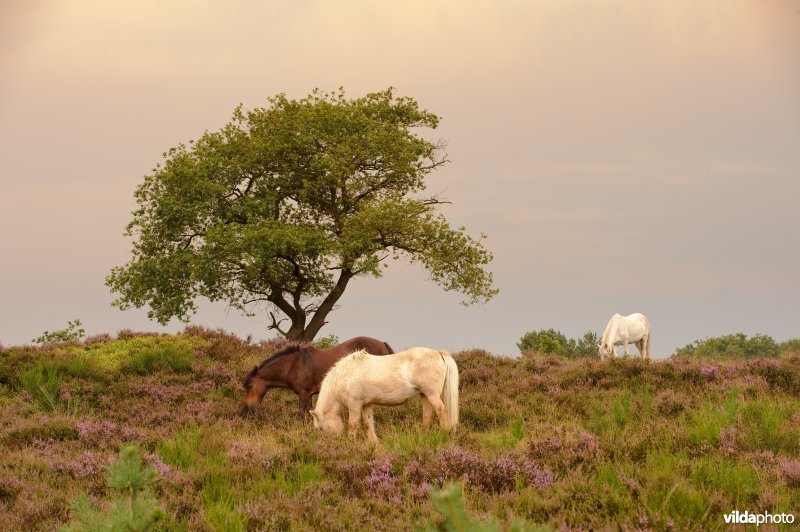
[257,355,295,387]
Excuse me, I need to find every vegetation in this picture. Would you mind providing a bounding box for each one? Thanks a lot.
[675,333,800,359]
[517,328,600,358]
[32,319,85,345]
[106,88,497,341]
[0,328,799,529]
[63,445,165,531]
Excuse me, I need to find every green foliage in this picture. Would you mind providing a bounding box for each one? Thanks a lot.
[675,333,779,359]
[517,329,599,359]
[18,362,62,411]
[33,319,85,344]
[779,338,800,356]
[427,482,547,531]
[312,333,339,349]
[121,342,194,375]
[517,329,569,355]
[157,426,202,469]
[739,400,800,453]
[573,331,601,358]
[63,445,165,531]
[384,427,453,453]
[68,334,200,373]
[690,458,758,504]
[260,461,324,496]
[107,88,497,341]
[685,393,739,447]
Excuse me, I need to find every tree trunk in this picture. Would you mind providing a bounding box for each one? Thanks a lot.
[279,270,354,342]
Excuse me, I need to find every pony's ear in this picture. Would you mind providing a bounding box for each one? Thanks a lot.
[248,365,258,376]
[308,410,319,422]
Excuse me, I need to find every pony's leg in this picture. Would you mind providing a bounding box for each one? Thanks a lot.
[635,339,644,359]
[298,392,312,419]
[423,393,449,430]
[347,402,362,438]
[623,340,630,357]
[362,405,379,444]
[421,396,433,428]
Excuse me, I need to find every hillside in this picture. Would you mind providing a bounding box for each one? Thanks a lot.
[1,328,799,530]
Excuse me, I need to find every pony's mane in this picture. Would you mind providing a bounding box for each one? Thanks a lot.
[317,349,369,400]
[257,343,305,370]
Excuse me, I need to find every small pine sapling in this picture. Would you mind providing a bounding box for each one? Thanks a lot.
[63,445,165,531]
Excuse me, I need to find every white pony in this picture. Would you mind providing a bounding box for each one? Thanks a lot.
[309,347,459,444]
[599,313,651,361]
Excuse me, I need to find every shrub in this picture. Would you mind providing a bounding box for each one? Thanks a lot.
[313,334,340,349]
[573,331,601,358]
[32,319,85,345]
[518,329,569,355]
[779,338,800,356]
[518,329,599,359]
[674,333,779,359]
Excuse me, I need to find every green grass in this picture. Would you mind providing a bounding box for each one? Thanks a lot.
[17,363,62,411]
[122,342,194,375]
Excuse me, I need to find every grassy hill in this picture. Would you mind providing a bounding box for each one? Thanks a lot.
[1,328,799,530]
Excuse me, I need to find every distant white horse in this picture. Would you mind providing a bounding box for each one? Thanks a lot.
[599,313,651,361]
[309,347,459,444]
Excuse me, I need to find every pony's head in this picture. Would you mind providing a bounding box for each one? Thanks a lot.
[240,366,267,415]
[308,408,344,435]
[598,341,613,360]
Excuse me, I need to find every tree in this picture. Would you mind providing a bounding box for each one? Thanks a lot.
[107,89,497,341]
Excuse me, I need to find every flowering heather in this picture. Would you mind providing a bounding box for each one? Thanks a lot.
[363,459,402,504]
[145,452,172,477]
[526,428,602,471]
[700,365,719,379]
[66,450,109,478]
[77,420,117,441]
[83,333,113,345]
[720,427,737,457]
[116,329,161,340]
[522,461,556,490]
[780,458,800,488]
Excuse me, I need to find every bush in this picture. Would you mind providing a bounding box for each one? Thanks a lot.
[674,333,779,359]
[779,338,800,356]
[518,329,570,355]
[32,319,85,345]
[518,329,599,359]
[313,334,340,349]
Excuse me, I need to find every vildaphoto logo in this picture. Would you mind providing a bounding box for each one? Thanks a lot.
[723,510,795,526]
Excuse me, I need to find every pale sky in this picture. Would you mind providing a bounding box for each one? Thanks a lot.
[1,0,798,356]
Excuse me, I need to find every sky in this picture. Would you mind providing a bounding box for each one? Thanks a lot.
[1,0,798,357]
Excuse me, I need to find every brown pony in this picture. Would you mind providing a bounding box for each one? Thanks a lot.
[241,336,393,417]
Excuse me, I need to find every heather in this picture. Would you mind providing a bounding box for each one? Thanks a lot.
[0,330,799,529]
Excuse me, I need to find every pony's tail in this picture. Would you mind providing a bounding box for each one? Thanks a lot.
[645,332,652,361]
[440,350,459,430]
[383,341,395,354]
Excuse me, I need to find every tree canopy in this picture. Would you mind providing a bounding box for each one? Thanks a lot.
[107,88,497,340]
